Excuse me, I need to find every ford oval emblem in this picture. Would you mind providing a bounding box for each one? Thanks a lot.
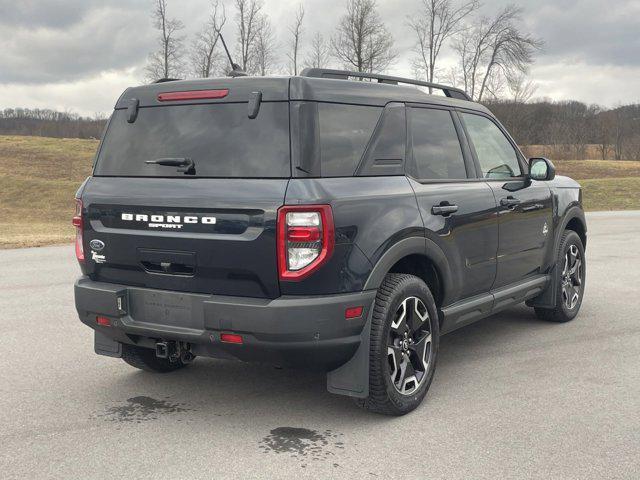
[89,239,105,251]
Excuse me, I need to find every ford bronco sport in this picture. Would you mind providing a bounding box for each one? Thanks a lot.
[74,68,587,415]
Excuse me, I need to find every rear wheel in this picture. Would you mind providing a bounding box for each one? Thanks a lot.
[535,230,586,323]
[356,273,439,416]
[121,344,188,373]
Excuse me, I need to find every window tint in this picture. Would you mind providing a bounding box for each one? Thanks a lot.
[94,102,290,178]
[318,103,381,177]
[461,113,522,179]
[358,103,406,176]
[410,108,467,180]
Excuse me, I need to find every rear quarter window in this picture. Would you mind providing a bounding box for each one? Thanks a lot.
[94,102,290,178]
[317,103,381,177]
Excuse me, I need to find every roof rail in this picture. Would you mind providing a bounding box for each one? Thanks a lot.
[300,68,472,101]
[153,78,182,84]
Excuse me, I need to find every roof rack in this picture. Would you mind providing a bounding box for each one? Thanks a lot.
[300,68,472,101]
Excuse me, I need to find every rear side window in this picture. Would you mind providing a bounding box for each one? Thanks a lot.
[409,108,467,180]
[461,113,522,179]
[318,103,381,177]
[94,102,290,178]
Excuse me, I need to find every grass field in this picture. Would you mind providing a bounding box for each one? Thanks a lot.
[0,135,639,248]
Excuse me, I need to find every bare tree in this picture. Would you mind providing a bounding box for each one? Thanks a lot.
[190,1,227,78]
[331,0,397,73]
[287,4,305,75]
[454,5,542,100]
[254,16,278,75]
[507,71,538,103]
[305,32,330,69]
[235,0,263,72]
[145,0,186,81]
[409,0,479,88]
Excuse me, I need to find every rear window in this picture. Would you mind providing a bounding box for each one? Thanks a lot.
[94,102,290,178]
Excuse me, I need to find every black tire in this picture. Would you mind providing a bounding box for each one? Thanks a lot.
[535,230,586,323]
[121,344,188,373]
[356,273,440,416]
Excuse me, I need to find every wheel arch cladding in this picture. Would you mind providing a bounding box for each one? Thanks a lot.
[363,236,454,310]
[565,216,587,250]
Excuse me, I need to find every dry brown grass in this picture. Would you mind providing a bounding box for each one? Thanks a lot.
[554,159,640,180]
[0,135,639,249]
[0,135,96,248]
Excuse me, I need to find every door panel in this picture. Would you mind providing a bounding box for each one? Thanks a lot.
[407,106,498,302]
[489,180,553,288]
[457,111,554,289]
[410,180,499,299]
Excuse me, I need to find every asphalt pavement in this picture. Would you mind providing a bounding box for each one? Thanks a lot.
[1,211,639,479]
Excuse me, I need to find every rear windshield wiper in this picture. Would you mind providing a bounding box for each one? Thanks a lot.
[145,157,195,175]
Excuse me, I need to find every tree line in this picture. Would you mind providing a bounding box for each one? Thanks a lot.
[486,101,640,161]
[0,108,105,139]
[3,101,639,161]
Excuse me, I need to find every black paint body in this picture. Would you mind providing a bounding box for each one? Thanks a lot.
[75,75,586,396]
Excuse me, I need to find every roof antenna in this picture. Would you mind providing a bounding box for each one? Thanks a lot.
[218,33,248,78]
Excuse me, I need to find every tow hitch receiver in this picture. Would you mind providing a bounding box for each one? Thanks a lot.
[156,341,194,363]
[155,341,174,359]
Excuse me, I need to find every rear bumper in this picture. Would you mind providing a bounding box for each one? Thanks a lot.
[75,276,376,371]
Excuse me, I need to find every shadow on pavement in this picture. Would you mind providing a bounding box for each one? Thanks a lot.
[93,303,555,424]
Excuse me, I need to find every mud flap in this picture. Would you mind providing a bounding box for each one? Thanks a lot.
[95,331,122,358]
[526,264,557,309]
[326,310,372,399]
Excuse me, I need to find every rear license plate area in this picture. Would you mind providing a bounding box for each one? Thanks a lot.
[129,290,198,328]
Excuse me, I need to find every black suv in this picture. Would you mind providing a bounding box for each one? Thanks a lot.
[74,69,587,415]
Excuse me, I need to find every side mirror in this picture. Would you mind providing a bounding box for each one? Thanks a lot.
[528,157,556,181]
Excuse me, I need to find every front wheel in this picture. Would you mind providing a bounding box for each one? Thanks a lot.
[356,273,440,416]
[535,230,586,323]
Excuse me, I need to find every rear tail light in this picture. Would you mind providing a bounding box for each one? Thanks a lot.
[72,198,84,262]
[277,205,334,281]
[96,316,111,327]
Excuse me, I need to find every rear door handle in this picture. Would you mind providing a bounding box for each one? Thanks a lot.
[500,196,521,208]
[432,204,459,216]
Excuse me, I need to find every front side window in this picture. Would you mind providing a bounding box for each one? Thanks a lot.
[461,113,522,179]
[409,108,467,180]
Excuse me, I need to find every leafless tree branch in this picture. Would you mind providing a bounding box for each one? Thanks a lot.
[145,0,186,82]
[190,1,226,78]
[331,0,397,73]
[409,0,479,88]
[305,32,330,69]
[287,4,305,75]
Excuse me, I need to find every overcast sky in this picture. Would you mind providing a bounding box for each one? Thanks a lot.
[1,0,639,116]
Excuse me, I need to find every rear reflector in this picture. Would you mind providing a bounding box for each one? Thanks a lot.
[220,333,243,344]
[157,89,229,102]
[345,306,364,319]
[96,316,111,326]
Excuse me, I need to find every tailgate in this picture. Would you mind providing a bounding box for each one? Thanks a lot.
[80,177,287,298]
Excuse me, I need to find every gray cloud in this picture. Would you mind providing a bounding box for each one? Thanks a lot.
[0,0,638,112]
[0,1,154,83]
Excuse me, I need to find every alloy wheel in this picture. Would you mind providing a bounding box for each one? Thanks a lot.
[387,296,432,395]
[561,244,583,310]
